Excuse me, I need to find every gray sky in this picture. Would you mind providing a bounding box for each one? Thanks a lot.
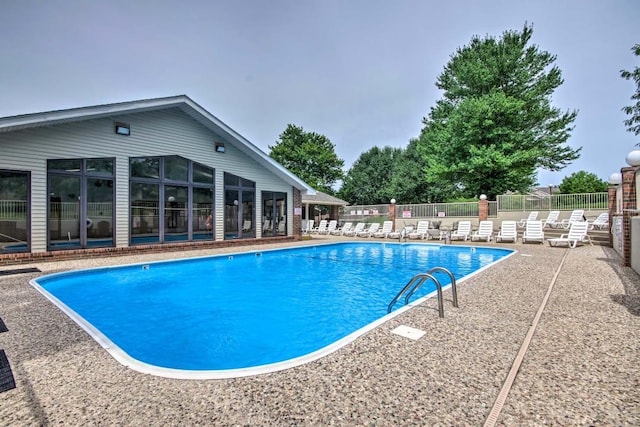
[1,0,638,190]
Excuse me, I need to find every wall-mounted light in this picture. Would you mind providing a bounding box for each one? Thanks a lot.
[115,122,130,136]
[215,142,226,153]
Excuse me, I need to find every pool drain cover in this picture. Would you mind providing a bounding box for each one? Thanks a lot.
[0,350,16,393]
[391,325,426,340]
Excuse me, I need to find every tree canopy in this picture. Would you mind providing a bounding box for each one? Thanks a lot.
[268,124,344,194]
[621,43,640,139]
[416,24,580,200]
[558,171,607,194]
[338,146,402,205]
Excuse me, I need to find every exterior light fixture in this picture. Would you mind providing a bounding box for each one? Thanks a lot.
[114,122,130,136]
[608,172,622,185]
[215,142,226,153]
[390,198,396,204]
[626,150,640,167]
[479,194,487,200]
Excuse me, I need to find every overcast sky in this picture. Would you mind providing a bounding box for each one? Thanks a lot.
[1,0,638,190]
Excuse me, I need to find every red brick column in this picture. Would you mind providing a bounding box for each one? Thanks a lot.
[621,167,638,266]
[389,201,397,232]
[478,198,488,221]
[293,187,302,238]
[608,186,617,248]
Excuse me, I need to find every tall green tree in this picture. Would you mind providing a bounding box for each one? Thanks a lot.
[621,43,640,139]
[269,124,344,194]
[417,24,581,200]
[558,171,607,194]
[338,146,401,205]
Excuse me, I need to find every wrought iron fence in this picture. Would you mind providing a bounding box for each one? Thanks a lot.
[339,204,390,223]
[0,200,27,219]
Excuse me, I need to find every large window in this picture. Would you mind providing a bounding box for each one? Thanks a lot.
[262,191,287,237]
[0,170,30,254]
[224,173,255,239]
[47,158,114,250]
[130,155,214,245]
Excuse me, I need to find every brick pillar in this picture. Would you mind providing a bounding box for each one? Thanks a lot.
[293,187,302,238]
[389,202,397,232]
[608,186,617,248]
[478,198,488,221]
[621,167,638,266]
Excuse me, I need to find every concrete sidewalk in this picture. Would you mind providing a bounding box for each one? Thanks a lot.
[0,240,638,425]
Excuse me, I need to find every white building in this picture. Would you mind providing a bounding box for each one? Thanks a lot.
[0,95,314,260]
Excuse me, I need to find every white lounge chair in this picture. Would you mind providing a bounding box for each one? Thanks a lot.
[518,211,538,228]
[548,221,592,248]
[373,221,394,238]
[522,220,544,244]
[302,219,314,234]
[242,220,252,232]
[357,223,380,237]
[496,221,518,243]
[589,213,609,230]
[344,222,365,237]
[330,222,352,236]
[314,220,328,234]
[471,220,494,242]
[451,221,471,241]
[388,225,414,239]
[541,211,560,228]
[408,221,430,239]
[559,209,584,229]
[319,220,337,235]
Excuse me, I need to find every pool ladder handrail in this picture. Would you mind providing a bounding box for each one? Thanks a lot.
[387,267,458,318]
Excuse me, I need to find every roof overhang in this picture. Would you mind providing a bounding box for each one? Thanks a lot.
[0,95,316,195]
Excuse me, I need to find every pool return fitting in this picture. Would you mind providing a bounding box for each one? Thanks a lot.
[387,267,457,318]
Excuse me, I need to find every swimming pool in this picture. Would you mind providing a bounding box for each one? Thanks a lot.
[31,242,514,379]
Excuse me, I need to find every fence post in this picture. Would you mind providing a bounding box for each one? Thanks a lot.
[478,195,488,221]
[389,200,396,232]
[608,185,617,248]
[621,166,638,266]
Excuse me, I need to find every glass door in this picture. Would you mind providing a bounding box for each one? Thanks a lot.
[225,189,239,239]
[49,175,81,249]
[164,186,188,242]
[275,193,287,236]
[87,178,114,247]
[192,187,213,240]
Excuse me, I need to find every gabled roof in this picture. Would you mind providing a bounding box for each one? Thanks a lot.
[302,190,348,206]
[0,95,315,195]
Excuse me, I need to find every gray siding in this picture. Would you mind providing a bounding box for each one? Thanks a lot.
[0,108,292,252]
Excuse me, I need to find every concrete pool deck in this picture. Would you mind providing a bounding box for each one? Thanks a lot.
[0,238,638,425]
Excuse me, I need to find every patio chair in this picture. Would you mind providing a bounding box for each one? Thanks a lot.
[450,221,471,241]
[522,220,544,244]
[541,211,561,228]
[408,220,430,239]
[357,222,380,237]
[559,209,585,229]
[242,220,252,232]
[548,221,592,248]
[517,211,538,228]
[373,221,394,238]
[496,221,518,243]
[343,222,365,237]
[330,222,352,236]
[388,224,414,239]
[589,213,609,230]
[302,219,314,234]
[319,220,337,235]
[314,220,328,234]
[471,220,494,242]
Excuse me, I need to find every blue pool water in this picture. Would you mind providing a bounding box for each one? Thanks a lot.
[32,242,513,378]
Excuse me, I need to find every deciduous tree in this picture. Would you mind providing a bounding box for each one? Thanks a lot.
[558,171,607,194]
[269,124,344,194]
[621,43,640,139]
[417,24,580,200]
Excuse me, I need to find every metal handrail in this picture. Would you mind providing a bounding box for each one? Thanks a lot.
[387,266,458,318]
